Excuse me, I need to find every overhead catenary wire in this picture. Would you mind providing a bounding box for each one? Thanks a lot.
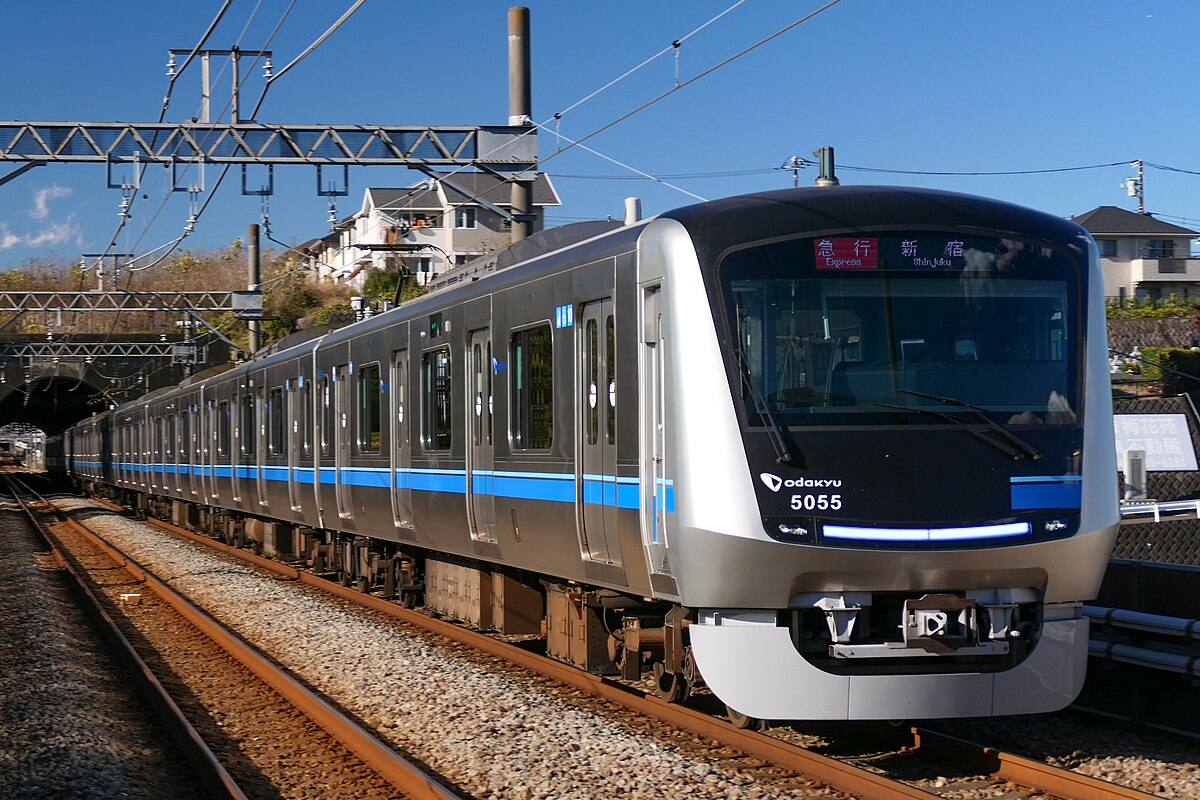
[536,0,845,169]
[358,1,841,255]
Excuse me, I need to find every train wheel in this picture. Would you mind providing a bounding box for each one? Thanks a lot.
[725,705,758,730]
[398,590,417,609]
[355,577,370,594]
[653,661,689,704]
[337,571,352,587]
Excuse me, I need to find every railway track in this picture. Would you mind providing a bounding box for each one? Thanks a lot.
[7,475,457,800]
[43,484,1169,800]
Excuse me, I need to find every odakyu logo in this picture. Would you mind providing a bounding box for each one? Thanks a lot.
[759,473,843,493]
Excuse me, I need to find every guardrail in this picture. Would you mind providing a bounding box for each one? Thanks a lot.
[1119,499,1200,521]
[1086,604,1200,677]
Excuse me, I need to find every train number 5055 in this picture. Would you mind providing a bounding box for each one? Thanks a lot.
[790,494,842,511]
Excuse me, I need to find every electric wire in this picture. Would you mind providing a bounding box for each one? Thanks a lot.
[537,0,845,169]
[344,2,836,263]
[532,120,707,202]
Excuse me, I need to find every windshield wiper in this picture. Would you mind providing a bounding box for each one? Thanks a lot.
[897,388,1043,461]
[734,347,795,465]
[872,401,1025,461]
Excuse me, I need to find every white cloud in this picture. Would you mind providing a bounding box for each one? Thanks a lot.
[0,216,82,249]
[25,217,81,248]
[30,185,72,220]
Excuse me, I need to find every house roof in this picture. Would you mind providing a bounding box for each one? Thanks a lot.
[1072,205,1199,236]
[364,172,560,212]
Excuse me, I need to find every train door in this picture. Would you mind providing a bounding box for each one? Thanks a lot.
[203,400,214,499]
[390,349,413,528]
[639,285,672,576]
[335,364,353,518]
[315,373,333,526]
[577,299,621,565]
[467,329,496,542]
[287,379,302,512]
[233,392,248,503]
[256,386,268,507]
[188,404,200,497]
[173,412,183,493]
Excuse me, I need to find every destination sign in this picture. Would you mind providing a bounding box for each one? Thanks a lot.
[814,235,998,272]
[813,238,879,270]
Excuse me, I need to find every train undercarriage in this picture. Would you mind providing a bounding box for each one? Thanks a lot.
[91,483,711,717]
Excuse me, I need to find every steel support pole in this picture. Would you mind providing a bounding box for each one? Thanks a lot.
[248,224,261,354]
[508,6,533,243]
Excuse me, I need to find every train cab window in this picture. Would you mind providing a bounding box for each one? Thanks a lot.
[422,348,452,450]
[269,387,285,455]
[719,233,1080,426]
[240,393,256,458]
[218,400,231,456]
[321,377,333,457]
[358,363,382,453]
[511,325,553,449]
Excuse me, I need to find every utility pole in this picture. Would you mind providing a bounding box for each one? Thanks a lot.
[509,6,534,243]
[248,224,261,354]
[1127,159,1146,214]
[786,155,803,188]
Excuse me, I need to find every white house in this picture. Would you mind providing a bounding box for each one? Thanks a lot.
[303,172,561,288]
[1073,205,1200,301]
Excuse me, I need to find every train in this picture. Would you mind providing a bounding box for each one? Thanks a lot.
[52,185,1119,722]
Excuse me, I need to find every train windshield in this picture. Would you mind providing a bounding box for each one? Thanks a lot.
[719,233,1083,427]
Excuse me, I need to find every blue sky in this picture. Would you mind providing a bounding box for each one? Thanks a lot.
[0,1,1195,271]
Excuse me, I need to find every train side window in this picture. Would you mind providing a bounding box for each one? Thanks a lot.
[321,377,333,457]
[606,313,616,445]
[422,347,452,451]
[586,318,600,446]
[358,363,382,453]
[269,387,285,455]
[300,380,312,456]
[510,324,553,450]
[218,400,231,456]
[240,393,256,458]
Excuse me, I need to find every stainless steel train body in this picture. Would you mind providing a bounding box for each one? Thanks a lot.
[61,186,1118,721]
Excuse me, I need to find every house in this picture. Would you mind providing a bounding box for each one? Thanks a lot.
[305,172,561,288]
[1072,205,1200,301]
[295,214,369,285]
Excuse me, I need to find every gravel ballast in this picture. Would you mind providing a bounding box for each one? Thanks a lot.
[0,504,208,800]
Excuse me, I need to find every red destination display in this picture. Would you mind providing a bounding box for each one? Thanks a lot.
[813,237,879,270]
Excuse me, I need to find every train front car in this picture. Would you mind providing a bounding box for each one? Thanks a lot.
[643,186,1117,721]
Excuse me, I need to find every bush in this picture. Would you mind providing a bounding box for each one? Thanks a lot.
[1138,346,1200,395]
[1107,295,1200,319]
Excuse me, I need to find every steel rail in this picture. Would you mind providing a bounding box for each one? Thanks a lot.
[40,493,457,800]
[3,478,247,800]
[910,727,1160,800]
[111,502,1169,800]
[134,514,938,800]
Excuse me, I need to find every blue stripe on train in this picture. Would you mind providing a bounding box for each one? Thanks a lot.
[107,462,675,512]
[1010,475,1083,510]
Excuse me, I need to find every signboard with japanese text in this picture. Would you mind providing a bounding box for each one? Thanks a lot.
[1113,413,1198,471]
[813,236,987,272]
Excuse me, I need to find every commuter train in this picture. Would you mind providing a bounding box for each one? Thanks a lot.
[57,185,1118,721]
